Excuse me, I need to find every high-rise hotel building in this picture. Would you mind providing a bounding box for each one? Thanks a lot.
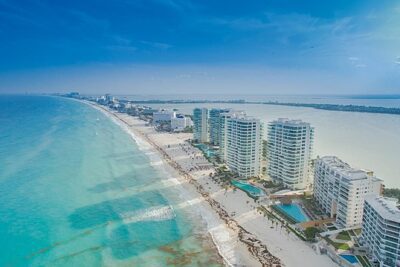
[193,108,209,143]
[218,110,245,161]
[361,196,400,267]
[225,114,263,178]
[314,156,382,228]
[267,118,314,189]
[209,108,230,146]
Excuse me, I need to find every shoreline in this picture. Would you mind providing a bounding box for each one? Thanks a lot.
[118,99,400,115]
[82,99,337,267]
[86,100,274,266]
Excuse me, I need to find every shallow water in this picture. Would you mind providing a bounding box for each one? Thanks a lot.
[0,96,223,266]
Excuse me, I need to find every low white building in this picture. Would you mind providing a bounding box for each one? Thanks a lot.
[314,156,382,228]
[361,196,400,267]
[171,115,193,131]
[153,110,176,123]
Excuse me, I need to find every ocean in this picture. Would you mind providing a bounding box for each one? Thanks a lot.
[0,96,223,266]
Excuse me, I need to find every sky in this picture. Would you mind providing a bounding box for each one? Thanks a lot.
[0,0,399,95]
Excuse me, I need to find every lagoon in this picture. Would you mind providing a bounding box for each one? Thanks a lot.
[147,102,400,188]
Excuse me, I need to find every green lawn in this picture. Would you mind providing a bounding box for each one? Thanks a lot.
[333,242,350,250]
[353,228,362,235]
[325,237,350,250]
[337,231,352,241]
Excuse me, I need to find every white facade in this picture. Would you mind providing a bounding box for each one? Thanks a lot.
[193,108,209,143]
[153,110,176,123]
[314,156,382,228]
[362,196,400,267]
[219,110,245,162]
[267,118,314,189]
[171,115,192,131]
[225,115,263,178]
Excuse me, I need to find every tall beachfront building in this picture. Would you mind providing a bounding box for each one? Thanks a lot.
[193,108,209,143]
[218,110,245,162]
[267,118,314,189]
[225,114,263,178]
[314,156,382,228]
[361,196,400,267]
[209,108,229,146]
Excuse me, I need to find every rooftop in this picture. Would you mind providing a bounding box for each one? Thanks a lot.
[318,156,382,182]
[365,195,400,222]
[229,113,260,122]
[270,118,311,126]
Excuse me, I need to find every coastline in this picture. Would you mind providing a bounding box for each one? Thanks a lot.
[122,99,400,115]
[82,99,337,267]
[82,100,256,266]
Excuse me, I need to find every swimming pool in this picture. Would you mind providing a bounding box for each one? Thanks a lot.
[274,203,310,223]
[340,254,359,265]
[194,143,216,157]
[231,180,266,197]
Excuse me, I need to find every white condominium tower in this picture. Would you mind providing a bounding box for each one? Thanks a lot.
[361,196,400,267]
[225,114,263,178]
[267,118,314,189]
[218,110,245,162]
[209,108,230,146]
[193,108,209,143]
[314,156,382,228]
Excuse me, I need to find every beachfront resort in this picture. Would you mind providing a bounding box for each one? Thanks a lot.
[65,93,399,267]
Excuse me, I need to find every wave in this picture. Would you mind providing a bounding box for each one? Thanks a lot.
[82,101,238,266]
[120,205,176,224]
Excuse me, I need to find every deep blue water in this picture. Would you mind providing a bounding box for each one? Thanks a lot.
[0,95,222,266]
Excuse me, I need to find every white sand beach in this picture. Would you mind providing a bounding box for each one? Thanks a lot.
[88,101,338,267]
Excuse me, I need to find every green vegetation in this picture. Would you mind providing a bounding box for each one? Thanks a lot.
[383,188,400,201]
[182,126,193,133]
[262,140,267,158]
[336,231,352,241]
[261,180,285,193]
[263,102,400,115]
[302,197,324,216]
[257,206,307,241]
[211,166,237,186]
[324,237,350,250]
[356,255,372,267]
[304,227,320,241]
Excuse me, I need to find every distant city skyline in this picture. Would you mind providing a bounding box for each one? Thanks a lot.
[0,0,399,94]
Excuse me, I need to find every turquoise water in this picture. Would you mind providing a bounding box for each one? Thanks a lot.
[0,96,222,266]
[193,143,216,158]
[340,254,359,264]
[231,180,265,197]
[275,204,310,223]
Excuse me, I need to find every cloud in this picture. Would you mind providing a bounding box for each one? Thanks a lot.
[141,41,172,50]
[66,9,109,30]
[106,45,137,53]
[348,57,367,68]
